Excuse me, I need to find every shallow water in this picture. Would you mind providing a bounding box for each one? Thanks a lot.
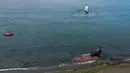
[0,0,130,68]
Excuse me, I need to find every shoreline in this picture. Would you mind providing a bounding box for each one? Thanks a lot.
[0,58,130,73]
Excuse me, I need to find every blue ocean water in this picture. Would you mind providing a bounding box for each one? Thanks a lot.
[0,0,130,68]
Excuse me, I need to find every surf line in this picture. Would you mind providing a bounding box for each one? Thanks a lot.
[0,68,31,72]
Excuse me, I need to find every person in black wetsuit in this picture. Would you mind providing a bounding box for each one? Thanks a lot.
[90,45,103,57]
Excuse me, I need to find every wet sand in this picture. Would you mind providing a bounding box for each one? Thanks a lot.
[0,59,130,73]
[0,62,98,73]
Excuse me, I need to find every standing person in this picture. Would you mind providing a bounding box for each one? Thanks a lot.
[84,4,89,13]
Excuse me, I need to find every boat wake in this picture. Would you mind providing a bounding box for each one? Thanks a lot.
[71,9,98,17]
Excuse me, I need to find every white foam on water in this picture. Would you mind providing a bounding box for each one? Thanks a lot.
[0,68,30,72]
[74,60,96,64]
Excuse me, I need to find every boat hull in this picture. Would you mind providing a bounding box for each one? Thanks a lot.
[72,54,99,62]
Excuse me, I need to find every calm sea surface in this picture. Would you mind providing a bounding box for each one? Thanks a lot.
[0,0,130,68]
